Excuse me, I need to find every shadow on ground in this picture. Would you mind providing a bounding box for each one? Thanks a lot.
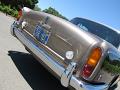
[8,51,68,90]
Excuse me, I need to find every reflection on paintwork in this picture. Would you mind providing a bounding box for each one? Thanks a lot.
[103,59,120,74]
[102,51,120,75]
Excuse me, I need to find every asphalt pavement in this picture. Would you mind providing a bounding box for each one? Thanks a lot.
[0,12,120,90]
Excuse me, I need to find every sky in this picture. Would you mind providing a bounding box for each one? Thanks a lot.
[38,0,120,30]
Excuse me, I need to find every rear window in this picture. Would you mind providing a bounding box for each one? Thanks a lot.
[71,18,120,48]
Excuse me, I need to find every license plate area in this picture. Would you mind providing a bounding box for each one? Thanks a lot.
[33,25,51,44]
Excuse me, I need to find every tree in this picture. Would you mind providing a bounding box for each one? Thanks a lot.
[34,5,41,11]
[0,0,39,9]
[43,7,68,20]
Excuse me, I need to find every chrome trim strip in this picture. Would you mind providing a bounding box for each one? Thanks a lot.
[13,27,109,90]
[55,34,73,47]
[10,21,17,36]
[10,24,14,36]
[44,45,65,60]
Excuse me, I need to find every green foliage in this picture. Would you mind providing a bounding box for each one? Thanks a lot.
[0,4,18,17]
[34,5,41,11]
[43,7,68,20]
[11,9,18,17]
[0,4,5,11]
[0,1,68,21]
[3,5,10,13]
[0,5,3,11]
[0,0,39,9]
[103,60,120,74]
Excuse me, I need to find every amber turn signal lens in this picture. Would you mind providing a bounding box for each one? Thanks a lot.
[82,47,102,78]
[87,47,102,67]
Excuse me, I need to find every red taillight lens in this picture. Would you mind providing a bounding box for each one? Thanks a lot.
[82,64,93,78]
[17,9,22,20]
[81,47,102,78]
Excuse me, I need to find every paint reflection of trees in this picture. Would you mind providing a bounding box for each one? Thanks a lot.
[102,57,120,74]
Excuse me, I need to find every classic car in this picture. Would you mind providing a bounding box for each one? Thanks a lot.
[11,7,120,90]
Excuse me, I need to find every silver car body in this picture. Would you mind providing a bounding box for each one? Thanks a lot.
[10,7,120,90]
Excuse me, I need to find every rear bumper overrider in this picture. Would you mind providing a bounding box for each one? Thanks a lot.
[10,21,19,36]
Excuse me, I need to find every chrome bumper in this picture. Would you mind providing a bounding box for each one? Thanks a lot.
[11,23,109,90]
[10,21,19,36]
[70,77,108,90]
